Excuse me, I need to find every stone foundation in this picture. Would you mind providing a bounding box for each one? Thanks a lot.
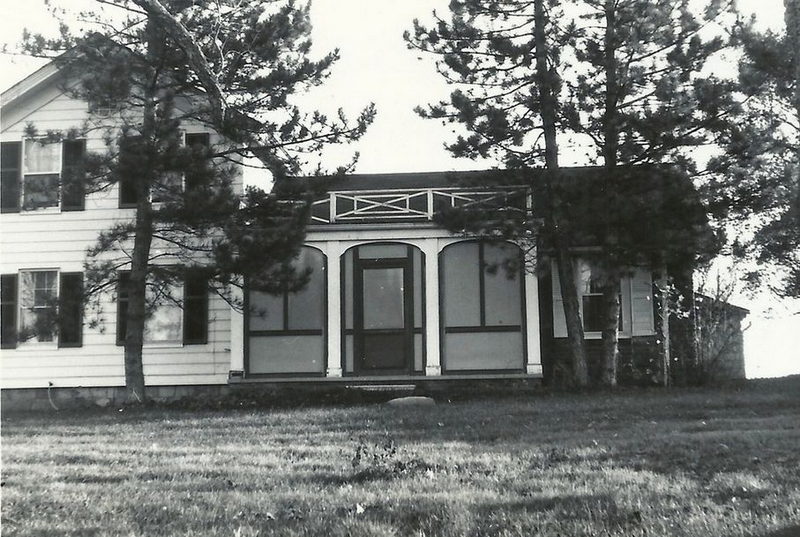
[1,378,544,413]
[1,384,232,413]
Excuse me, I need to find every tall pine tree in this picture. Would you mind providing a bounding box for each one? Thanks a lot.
[569,0,736,386]
[408,0,733,386]
[709,0,799,298]
[406,0,590,387]
[21,0,374,401]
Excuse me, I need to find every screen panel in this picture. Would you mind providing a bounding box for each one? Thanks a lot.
[248,335,324,374]
[444,331,524,371]
[287,248,325,330]
[483,243,522,326]
[441,242,480,327]
[248,291,284,331]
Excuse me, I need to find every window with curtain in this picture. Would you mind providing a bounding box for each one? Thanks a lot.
[0,139,85,212]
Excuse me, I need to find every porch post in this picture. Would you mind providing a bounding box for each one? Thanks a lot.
[325,241,343,377]
[524,269,543,376]
[229,283,245,374]
[422,238,441,376]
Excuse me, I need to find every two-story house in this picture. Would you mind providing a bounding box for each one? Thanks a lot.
[1,61,722,408]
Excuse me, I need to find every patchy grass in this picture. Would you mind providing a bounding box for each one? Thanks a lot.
[2,378,800,537]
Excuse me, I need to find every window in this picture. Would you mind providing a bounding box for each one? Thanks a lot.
[440,241,525,372]
[0,271,84,348]
[119,132,210,206]
[116,271,208,345]
[23,140,60,210]
[576,260,623,333]
[6,139,87,212]
[19,270,58,343]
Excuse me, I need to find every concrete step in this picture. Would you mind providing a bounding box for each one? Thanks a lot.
[345,384,416,392]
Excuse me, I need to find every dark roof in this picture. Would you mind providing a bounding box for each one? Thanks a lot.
[279,165,716,266]
[287,165,688,192]
[696,293,750,316]
[288,169,522,191]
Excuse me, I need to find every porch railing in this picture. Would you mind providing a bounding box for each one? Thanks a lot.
[309,187,528,224]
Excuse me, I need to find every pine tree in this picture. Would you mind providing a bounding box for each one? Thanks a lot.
[708,0,799,298]
[21,0,375,401]
[570,0,737,386]
[408,0,732,386]
[405,0,590,387]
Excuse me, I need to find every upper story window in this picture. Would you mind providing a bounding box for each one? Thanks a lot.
[0,139,85,213]
[119,132,210,207]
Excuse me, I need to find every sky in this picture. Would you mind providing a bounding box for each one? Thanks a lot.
[1,0,797,378]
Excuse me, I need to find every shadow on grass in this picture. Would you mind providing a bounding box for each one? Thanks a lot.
[760,526,800,537]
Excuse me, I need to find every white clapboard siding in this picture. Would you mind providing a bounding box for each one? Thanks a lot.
[1,377,126,389]
[1,72,240,389]
[631,268,656,336]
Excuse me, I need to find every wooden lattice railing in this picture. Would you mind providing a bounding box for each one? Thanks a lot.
[309,187,528,224]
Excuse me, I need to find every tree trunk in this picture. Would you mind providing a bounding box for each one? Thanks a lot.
[123,204,153,402]
[122,17,160,403]
[657,269,671,387]
[786,0,800,122]
[556,247,589,386]
[598,0,621,387]
[534,0,588,387]
[599,273,621,387]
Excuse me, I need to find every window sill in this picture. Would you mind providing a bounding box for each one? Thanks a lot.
[143,342,184,349]
[583,332,631,340]
[13,343,58,351]
[19,207,61,215]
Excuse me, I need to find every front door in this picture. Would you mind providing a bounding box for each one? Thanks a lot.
[354,259,413,374]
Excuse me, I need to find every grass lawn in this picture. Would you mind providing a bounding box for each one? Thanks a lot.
[2,378,800,537]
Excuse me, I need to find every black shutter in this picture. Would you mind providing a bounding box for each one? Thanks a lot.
[184,133,210,192]
[61,140,86,211]
[1,142,21,213]
[116,272,130,345]
[183,271,208,344]
[1,274,18,348]
[118,137,142,207]
[58,272,84,347]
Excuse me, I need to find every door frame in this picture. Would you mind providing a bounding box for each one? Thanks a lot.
[353,250,414,375]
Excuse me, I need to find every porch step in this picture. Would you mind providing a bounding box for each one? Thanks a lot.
[346,384,416,392]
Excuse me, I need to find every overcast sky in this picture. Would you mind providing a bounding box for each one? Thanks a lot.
[1,0,796,378]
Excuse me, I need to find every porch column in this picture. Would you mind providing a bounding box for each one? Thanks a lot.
[325,241,343,377]
[524,269,543,376]
[229,283,245,374]
[422,238,441,376]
